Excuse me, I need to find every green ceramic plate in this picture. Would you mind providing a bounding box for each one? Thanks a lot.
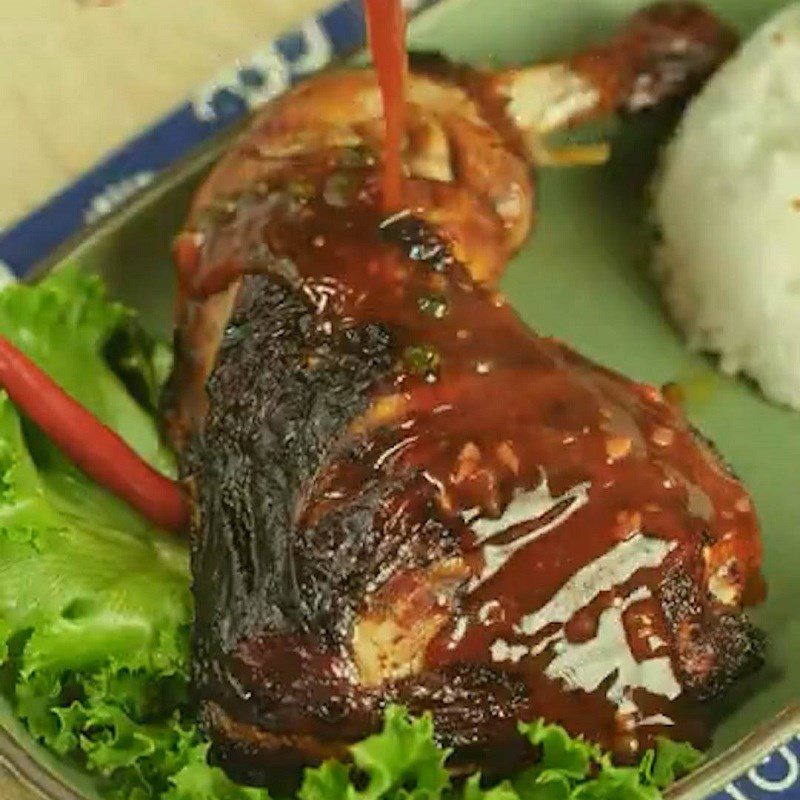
[1,0,797,797]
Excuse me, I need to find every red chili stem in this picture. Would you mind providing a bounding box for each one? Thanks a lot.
[0,334,187,533]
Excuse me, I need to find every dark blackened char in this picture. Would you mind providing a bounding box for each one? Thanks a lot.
[166,3,761,786]
[187,274,392,659]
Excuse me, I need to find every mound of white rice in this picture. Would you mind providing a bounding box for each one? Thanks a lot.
[652,3,800,409]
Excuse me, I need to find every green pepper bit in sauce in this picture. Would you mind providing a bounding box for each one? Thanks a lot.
[417,293,449,319]
[402,343,441,381]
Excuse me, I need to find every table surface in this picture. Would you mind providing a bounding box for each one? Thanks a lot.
[0,0,330,229]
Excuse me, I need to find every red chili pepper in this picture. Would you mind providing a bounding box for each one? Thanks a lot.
[0,334,187,533]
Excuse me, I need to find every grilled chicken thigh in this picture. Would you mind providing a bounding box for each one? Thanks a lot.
[163,3,762,785]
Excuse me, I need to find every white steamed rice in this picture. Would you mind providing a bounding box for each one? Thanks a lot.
[652,3,800,409]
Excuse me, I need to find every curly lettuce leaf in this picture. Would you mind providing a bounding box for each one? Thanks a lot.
[350,706,450,800]
[642,738,705,790]
[298,708,449,800]
[298,710,702,800]
[0,268,257,799]
[0,266,172,474]
[299,760,351,800]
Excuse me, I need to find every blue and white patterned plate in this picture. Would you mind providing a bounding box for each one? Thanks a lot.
[669,706,800,800]
[712,735,800,800]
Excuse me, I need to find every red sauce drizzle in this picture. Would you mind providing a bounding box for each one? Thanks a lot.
[364,0,408,209]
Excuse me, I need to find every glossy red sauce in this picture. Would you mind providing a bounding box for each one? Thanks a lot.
[176,163,762,757]
[364,0,408,209]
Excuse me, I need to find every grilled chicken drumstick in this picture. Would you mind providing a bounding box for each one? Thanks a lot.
[163,3,761,785]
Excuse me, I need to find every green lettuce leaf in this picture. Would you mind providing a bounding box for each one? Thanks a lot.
[644,739,705,790]
[0,268,257,800]
[349,706,450,800]
[0,268,704,800]
[0,266,172,474]
[295,709,702,800]
[299,760,351,800]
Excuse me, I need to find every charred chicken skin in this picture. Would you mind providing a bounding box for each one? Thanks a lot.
[164,3,762,785]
